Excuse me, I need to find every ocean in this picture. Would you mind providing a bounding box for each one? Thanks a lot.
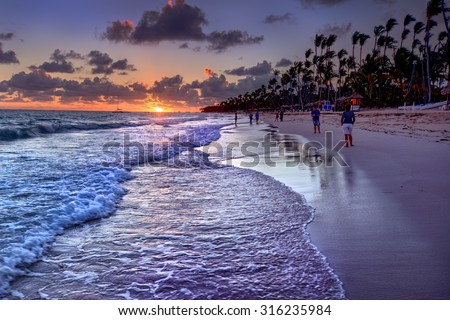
[0,109,344,300]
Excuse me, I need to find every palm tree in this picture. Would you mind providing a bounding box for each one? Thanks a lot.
[373,25,385,54]
[383,36,398,57]
[294,60,305,110]
[314,34,325,76]
[411,21,425,55]
[400,14,416,49]
[358,33,371,65]
[384,18,398,56]
[337,49,348,99]
[425,0,442,102]
[351,31,360,63]
[441,0,450,40]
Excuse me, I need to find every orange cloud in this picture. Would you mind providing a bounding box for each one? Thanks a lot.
[204,68,216,77]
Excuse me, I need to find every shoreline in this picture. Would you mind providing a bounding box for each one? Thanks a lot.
[262,111,450,299]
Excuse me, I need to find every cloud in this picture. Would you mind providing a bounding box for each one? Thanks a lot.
[317,22,352,37]
[0,33,15,41]
[103,1,263,52]
[102,20,134,43]
[3,70,147,104]
[263,13,295,24]
[204,68,216,77]
[8,70,62,91]
[206,31,264,53]
[225,60,272,77]
[147,74,200,104]
[87,50,137,75]
[34,60,76,73]
[297,0,349,7]
[111,59,137,72]
[31,49,83,73]
[51,49,83,62]
[275,58,293,68]
[104,1,207,44]
[0,43,19,64]
[59,78,147,103]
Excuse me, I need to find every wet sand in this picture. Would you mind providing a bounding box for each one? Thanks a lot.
[263,111,450,299]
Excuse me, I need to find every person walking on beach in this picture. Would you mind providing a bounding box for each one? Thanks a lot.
[279,109,284,122]
[341,105,355,147]
[311,106,321,133]
[275,111,279,122]
[255,111,260,124]
[234,112,238,126]
[249,112,253,125]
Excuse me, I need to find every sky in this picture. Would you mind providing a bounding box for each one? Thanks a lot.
[0,0,430,112]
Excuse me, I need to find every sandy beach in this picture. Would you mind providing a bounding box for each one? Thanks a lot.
[262,109,450,299]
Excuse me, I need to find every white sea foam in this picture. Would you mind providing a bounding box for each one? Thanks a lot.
[0,110,230,297]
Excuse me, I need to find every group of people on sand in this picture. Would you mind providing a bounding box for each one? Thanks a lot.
[310,105,356,147]
[235,105,356,148]
[275,109,284,122]
[234,111,260,126]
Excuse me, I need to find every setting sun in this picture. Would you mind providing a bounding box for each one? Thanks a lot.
[154,107,164,112]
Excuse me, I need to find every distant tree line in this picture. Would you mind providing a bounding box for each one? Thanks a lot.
[202,0,450,113]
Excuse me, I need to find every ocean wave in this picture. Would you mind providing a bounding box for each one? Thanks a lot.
[0,114,209,142]
[0,167,132,296]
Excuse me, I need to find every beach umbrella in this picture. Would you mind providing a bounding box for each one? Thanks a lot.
[349,93,364,99]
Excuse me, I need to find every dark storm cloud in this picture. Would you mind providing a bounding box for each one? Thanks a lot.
[206,31,264,53]
[0,33,14,40]
[275,58,293,68]
[103,1,263,53]
[87,51,137,75]
[0,43,19,64]
[317,22,352,37]
[263,13,295,24]
[225,61,272,77]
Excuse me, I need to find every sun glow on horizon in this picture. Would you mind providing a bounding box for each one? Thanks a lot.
[154,106,164,112]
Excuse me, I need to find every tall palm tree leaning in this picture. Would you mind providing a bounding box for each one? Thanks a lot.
[373,25,385,55]
[425,0,442,103]
[351,31,360,72]
[411,21,425,55]
[358,33,370,65]
[400,14,416,49]
[383,18,398,57]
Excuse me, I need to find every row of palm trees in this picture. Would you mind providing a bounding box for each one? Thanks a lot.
[202,0,449,113]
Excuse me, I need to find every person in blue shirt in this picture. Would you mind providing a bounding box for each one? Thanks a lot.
[341,105,356,147]
[311,106,321,133]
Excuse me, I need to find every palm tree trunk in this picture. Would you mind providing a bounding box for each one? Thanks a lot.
[425,33,432,103]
